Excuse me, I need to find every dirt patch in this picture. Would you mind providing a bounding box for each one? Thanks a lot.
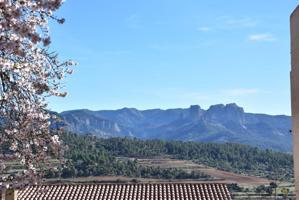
[137,158,273,187]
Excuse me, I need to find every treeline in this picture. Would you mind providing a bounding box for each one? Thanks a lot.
[49,133,293,181]
[46,133,210,180]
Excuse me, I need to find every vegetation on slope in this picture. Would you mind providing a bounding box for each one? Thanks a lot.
[47,133,293,181]
[96,137,293,180]
[46,133,210,180]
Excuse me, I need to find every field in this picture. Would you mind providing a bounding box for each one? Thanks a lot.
[46,157,284,187]
[137,158,272,187]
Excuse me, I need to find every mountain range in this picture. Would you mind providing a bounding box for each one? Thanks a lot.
[58,103,292,152]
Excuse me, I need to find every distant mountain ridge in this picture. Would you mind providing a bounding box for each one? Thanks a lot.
[59,103,292,152]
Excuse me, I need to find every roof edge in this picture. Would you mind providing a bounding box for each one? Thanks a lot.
[33,183,231,186]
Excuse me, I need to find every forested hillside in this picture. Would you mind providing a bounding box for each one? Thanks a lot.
[46,133,210,180]
[48,133,293,181]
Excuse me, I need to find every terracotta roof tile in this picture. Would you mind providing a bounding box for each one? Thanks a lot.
[17,183,232,200]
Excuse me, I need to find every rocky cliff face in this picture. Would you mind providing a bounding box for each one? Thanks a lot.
[188,105,204,121]
[59,104,292,152]
[60,109,132,138]
[204,103,245,125]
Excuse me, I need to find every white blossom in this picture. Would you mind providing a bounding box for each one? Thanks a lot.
[9,142,18,151]
[0,0,74,188]
[51,135,60,145]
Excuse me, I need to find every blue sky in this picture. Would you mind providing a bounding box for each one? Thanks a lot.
[48,0,298,115]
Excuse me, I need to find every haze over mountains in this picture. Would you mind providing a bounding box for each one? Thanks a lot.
[59,103,292,152]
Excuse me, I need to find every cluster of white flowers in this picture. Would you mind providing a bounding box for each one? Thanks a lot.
[51,135,60,145]
[0,0,75,189]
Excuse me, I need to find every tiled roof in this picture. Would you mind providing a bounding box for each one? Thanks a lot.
[17,183,232,200]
